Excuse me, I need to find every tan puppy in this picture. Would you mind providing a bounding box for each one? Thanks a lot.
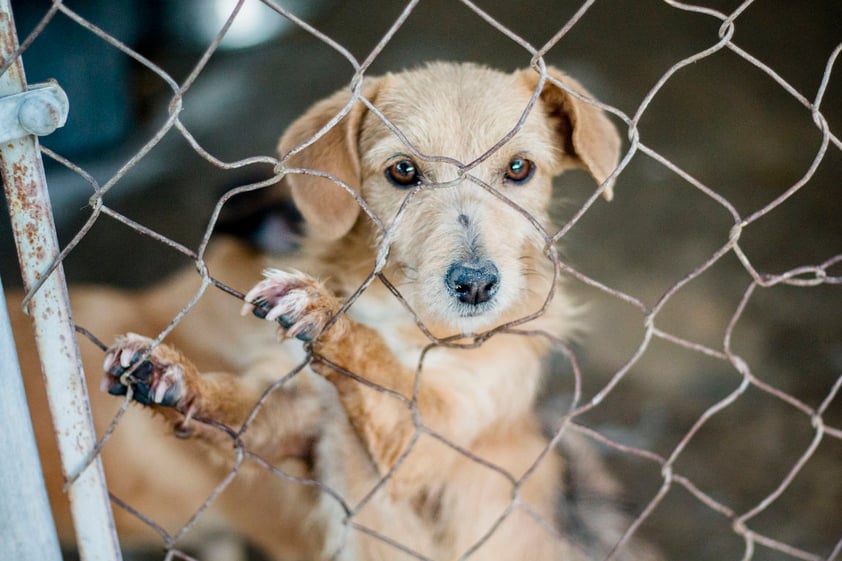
[15,62,656,560]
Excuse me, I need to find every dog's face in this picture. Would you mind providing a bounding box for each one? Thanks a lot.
[357,67,568,333]
[279,63,620,334]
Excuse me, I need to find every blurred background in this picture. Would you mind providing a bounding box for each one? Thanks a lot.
[1,1,840,560]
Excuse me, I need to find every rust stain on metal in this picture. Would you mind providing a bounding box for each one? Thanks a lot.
[43,101,60,128]
[3,152,48,283]
[0,12,19,69]
[12,161,28,176]
[23,221,36,243]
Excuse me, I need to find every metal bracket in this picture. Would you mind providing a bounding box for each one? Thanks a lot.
[0,81,68,143]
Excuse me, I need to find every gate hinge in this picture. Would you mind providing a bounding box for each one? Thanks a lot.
[0,81,68,143]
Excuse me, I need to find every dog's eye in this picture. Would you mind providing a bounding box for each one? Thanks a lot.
[505,157,534,184]
[386,159,421,188]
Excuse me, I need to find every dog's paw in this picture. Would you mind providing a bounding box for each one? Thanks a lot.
[101,333,189,407]
[241,269,343,342]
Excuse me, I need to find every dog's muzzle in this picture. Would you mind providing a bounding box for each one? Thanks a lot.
[445,259,500,310]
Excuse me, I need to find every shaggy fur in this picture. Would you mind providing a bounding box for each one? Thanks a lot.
[13,62,659,560]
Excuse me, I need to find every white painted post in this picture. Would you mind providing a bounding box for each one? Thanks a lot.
[0,275,63,560]
[0,2,123,560]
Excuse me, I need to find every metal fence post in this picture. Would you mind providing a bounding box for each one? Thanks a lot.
[0,2,123,560]
[0,274,63,561]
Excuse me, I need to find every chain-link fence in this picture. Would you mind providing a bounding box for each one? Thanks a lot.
[1,1,840,560]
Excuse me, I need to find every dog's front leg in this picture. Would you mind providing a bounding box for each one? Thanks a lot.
[243,270,473,476]
[102,333,320,466]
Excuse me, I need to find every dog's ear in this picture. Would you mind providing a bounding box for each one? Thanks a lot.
[519,67,621,200]
[278,79,381,240]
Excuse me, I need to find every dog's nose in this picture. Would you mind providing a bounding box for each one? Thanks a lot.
[445,260,499,306]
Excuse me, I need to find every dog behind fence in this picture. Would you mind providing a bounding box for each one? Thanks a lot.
[1,1,841,561]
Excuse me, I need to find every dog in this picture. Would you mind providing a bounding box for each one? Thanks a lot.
[13,62,659,560]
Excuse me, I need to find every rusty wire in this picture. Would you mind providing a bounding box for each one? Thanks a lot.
[6,0,842,560]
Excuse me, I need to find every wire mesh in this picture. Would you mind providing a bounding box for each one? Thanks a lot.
[2,1,840,560]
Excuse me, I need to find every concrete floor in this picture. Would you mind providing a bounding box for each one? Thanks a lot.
[2,1,841,560]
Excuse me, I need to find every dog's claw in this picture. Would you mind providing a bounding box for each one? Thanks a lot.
[251,304,269,320]
[120,348,135,368]
[249,296,272,319]
[242,269,340,342]
[101,334,185,408]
